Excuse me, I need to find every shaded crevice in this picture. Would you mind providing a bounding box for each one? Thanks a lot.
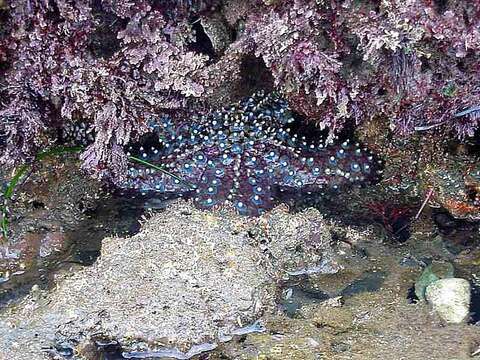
[189,16,217,59]
[237,55,274,98]
[89,2,127,59]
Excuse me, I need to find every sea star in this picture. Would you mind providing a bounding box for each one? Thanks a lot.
[121,91,381,216]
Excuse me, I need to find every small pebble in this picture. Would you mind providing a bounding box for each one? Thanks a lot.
[321,296,343,308]
[425,278,471,324]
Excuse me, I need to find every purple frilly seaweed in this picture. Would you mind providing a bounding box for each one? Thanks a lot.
[0,0,478,180]
[234,0,480,138]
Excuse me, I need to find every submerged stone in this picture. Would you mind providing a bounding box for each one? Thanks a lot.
[425,278,471,324]
[0,201,352,359]
[414,261,454,301]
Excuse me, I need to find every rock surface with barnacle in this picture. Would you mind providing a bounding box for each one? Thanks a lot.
[122,92,380,216]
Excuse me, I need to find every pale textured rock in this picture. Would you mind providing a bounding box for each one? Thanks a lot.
[255,205,343,278]
[425,278,471,324]
[0,202,276,359]
[0,201,347,359]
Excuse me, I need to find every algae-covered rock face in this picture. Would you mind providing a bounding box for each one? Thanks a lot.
[0,201,349,359]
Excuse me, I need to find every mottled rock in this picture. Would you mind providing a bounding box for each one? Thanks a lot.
[38,231,67,258]
[200,13,231,55]
[0,201,362,359]
[415,261,454,300]
[255,206,343,278]
[48,204,269,356]
[0,158,102,282]
[420,160,480,221]
[425,278,471,324]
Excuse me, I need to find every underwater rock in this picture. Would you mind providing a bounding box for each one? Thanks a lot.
[425,278,471,324]
[0,158,103,289]
[0,230,68,288]
[420,159,480,221]
[253,205,344,278]
[49,202,276,356]
[340,270,387,297]
[122,92,381,216]
[415,261,454,301]
[0,201,358,359]
[0,202,275,359]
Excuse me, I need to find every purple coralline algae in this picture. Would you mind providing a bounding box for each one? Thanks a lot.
[121,92,380,216]
[0,0,478,184]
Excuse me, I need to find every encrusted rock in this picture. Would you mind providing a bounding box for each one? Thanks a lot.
[200,13,231,55]
[0,201,357,359]
[414,260,454,300]
[0,202,276,358]
[0,158,103,282]
[420,159,480,221]
[255,205,343,278]
[425,278,471,324]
